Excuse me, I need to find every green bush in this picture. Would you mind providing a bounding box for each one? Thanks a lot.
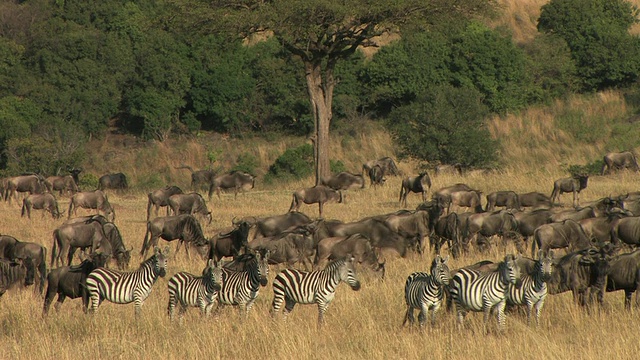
[79,173,99,191]
[232,153,259,175]
[136,173,165,191]
[567,160,604,176]
[330,160,346,174]
[266,144,314,182]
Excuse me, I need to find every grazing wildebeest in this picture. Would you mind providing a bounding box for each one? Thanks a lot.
[249,228,317,270]
[210,170,255,200]
[146,185,184,221]
[0,258,35,298]
[289,185,343,218]
[0,235,48,295]
[399,173,432,207]
[314,234,385,277]
[320,172,365,191]
[434,164,463,176]
[485,191,520,212]
[601,151,639,175]
[368,165,386,188]
[550,206,596,223]
[208,218,253,262]
[251,212,313,240]
[519,192,552,209]
[4,174,46,204]
[550,174,589,207]
[432,212,464,258]
[51,221,113,268]
[604,249,640,310]
[140,214,209,260]
[449,190,484,213]
[385,205,442,254]
[433,183,474,211]
[102,222,132,270]
[97,172,128,191]
[68,190,115,221]
[362,157,399,179]
[21,193,61,219]
[465,210,520,252]
[175,165,217,193]
[532,219,592,258]
[167,192,212,225]
[610,216,640,248]
[42,253,108,315]
[45,175,78,196]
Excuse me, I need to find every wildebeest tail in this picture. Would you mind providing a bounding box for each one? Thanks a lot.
[51,229,59,267]
[141,223,151,257]
[288,193,298,212]
[531,229,539,258]
[399,183,405,203]
[38,247,47,294]
[21,199,27,218]
[146,194,153,221]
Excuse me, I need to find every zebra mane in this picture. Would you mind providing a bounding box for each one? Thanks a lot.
[139,253,159,269]
[325,258,346,273]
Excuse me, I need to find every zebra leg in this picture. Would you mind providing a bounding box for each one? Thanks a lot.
[271,292,284,317]
[496,300,507,332]
[402,306,414,327]
[418,304,427,327]
[533,300,545,327]
[317,301,329,327]
[134,296,144,317]
[283,297,296,318]
[168,295,176,321]
[455,305,466,330]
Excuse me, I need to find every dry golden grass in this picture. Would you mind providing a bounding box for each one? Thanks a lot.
[1,168,640,360]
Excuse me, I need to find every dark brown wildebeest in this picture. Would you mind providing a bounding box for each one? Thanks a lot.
[167,192,212,225]
[368,165,386,188]
[289,185,343,218]
[4,174,46,204]
[45,175,78,196]
[519,192,552,209]
[208,218,253,262]
[0,258,35,298]
[465,210,520,252]
[514,209,553,248]
[434,163,463,176]
[320,172,365,191]
[314,234,385,277]
[362,157,399,179]
[210,170,255,200]
[0,235,47,295]
[431,212,463,258]
[248,228,316,270]
[399,173,432,207]
[581,197,623,217]
[579,209,631,243]
[449,190,484,214]
[485,191,520,212]
[21,193,61,219]
[51,221,113,268]
[550,206,596,223]
[140,214,209,259]
[550,174,589,207]
[68,190,115,221]
[610,216,640,248]
[146,185,184,221]
[618,192,640,216]
[250,212,313,240]
[603,249,640,310]
[532,219,592,258]
[97,172,128,192]
[175,165,217,193]
[433,183,474,211]
[385,205,442,254]
[601,151,639,175]
[42,253,108,315]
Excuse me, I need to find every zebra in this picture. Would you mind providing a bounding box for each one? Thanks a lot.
[167,259,224,322]
[402,255,450,327]
[271,255,361,326]
[214,251,270,314]
[85,246,170,316]
[449,254,521,332]
[507,250,554,326]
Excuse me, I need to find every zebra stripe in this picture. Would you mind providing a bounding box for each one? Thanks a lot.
[403,255,450,327]
[167,260,223,321]
[450,254,521,331]
[86,246,169,316]
[216,252,269,314]
[271,256,361,326]
[507,252,554,326]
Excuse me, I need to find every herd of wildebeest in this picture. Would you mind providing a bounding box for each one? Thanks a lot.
[0,150,640,330]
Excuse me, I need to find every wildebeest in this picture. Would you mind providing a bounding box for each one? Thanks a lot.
[4,174,46,204]
[604,249,640,310]
[465,210,520,252]
[21,193,61,219]
[550,206,596,223]
[210,170,255,200]
[98,172,128,191]
[167,192,212,225]
[42,253,108,315]
[385,205,442,254]
[399,173,432,207]
[550,175,589,207]
[433,183,474,210]
[44,175,78,196]
[101,222,132,270]
[68,190,115,221]
[519,192,552,209]
[319,172,365,191]
[610,216,640,248]
[434,164,463,176]
[250,212,313,240]
[175,165,217,193]
[431,212,464,258]
[289,185,343,218]
[485,191,520,212]
[0,235,47,294]
[51,221,113,268]
[249,228,316,270]
[532,219,592,258]
[514,209,553,247]
[0,258,35,298]
[147,185,184,221]
[579,209,630,243]
[601,151,639,175]
[140,214,209,259]
[449,190,484,213]
[368,165,386,188]
[208,218,253,262]
[362,157,399,179]
[314,234,385,277]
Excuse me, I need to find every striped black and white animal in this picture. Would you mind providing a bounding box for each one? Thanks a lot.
[167,259,224,322]
[450,254,521,332]
[271,255,361,326]
[402,255,450,327]
[215,252,270,314]
[507,250,554,326]
[86,246,169,316]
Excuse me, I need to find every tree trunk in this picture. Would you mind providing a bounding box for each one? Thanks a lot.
[304,61,334,185]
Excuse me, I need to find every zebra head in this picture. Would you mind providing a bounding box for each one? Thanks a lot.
[430,254,450,286]
[255,250,270,287]
[500,254,521,286]
[204,259,223,292]
[537,250,554,281]
[153,246,170,277]
[339,255,361,291]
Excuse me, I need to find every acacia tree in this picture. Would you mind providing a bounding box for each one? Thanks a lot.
[172,0,497,184]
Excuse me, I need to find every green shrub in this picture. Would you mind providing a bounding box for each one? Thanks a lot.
[266,144,314,182]
[232,153,259,175]
[567,159,604,176]
[79,173,99,191]
[330,160,346,174]
[136,173,165,191]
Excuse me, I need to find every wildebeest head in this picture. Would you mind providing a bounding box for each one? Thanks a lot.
[338,255,361,291]
[152,246,170,277]
[115,247,132,270]
[574,174,589,191]
[21,258,36,287]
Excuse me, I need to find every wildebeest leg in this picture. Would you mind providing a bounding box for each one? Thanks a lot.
[318,202,324,218]
[67,247,78,266]
[173,240,183,259]
[54,294,66,313]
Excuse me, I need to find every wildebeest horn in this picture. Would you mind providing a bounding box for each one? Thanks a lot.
[232,216,240,225]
